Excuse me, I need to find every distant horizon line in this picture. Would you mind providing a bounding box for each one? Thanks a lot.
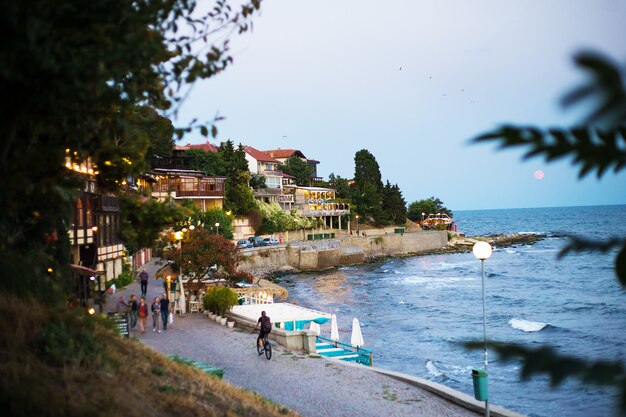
[454,203,626,212]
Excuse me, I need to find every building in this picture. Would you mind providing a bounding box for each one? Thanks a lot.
[291,186,350,229]
[263,148,322,183]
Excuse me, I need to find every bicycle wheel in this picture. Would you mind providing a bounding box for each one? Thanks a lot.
[264,339,272,360]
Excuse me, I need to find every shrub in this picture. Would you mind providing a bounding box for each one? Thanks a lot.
[203,287,219,314]
[215,287,239,317]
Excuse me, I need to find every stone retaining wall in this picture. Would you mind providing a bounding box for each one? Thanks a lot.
[238,231,447,274]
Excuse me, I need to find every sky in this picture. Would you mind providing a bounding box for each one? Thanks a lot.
[177,0,626,210]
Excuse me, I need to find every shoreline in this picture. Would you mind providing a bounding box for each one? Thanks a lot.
[255,232,549,280]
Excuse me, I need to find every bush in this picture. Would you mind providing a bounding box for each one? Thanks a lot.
[202,287,238,316]
[105,262,133,290]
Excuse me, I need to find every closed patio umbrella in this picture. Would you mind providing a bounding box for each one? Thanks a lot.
[351,318,364,348]
[330,314,339,342]
[309,321,321,336]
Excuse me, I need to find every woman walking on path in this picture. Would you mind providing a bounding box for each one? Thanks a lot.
[137,296,148,335]
[160,293,170,331]
[151,297,161,333]
[129,294,138,330]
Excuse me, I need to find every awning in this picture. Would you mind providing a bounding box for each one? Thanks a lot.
[70,264,104,276]
[231,302,330,331]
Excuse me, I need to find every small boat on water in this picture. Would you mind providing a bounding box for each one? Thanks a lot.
[422,213,454,229]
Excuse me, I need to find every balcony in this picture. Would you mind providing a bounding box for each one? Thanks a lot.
[97,195,120,212]
[154,176,225,198]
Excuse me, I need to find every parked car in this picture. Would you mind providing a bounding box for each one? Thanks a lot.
[248,236,267,247]
[236,240,253,249]
[263,237,279,246]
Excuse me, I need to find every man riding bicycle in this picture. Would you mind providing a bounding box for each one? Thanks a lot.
[256,310,272,351]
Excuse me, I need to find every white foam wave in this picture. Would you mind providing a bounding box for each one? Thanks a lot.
[509,318,549,332]
[425,360,445,378]
[505,249,516,254]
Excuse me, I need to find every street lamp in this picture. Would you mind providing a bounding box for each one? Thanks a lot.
[472,241,493,417]
[174,230,183,280]
[215,222,220,235]
[355,214,359,235]
[421,212,425,225]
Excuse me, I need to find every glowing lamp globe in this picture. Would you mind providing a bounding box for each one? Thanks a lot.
[472,241,493,260]
[174,231,183,240]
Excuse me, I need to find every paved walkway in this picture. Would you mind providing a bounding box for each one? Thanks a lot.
[107,260,478,417]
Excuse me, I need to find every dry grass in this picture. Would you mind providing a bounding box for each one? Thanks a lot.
[0,293,298,417]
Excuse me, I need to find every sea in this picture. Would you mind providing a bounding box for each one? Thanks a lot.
[278,205,626,417]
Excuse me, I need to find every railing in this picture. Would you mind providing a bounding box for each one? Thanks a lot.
[176,189,223,197]
[97,195,120,212]
[316,335,373,366]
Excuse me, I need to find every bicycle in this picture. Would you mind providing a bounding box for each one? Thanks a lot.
[256,333,272,360]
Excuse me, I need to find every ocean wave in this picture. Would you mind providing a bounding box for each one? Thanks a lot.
[509,318,550,332]
[505,249,517,254]
[425,360,447,379]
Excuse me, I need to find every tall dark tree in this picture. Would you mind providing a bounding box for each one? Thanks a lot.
[327,173,351,199]
[382,181,407,225]
[186,148,226,176]
[219,141,255,214]
[277,156,313,186]
[352,149,386,224]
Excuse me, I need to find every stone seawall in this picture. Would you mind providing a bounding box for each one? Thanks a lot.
[238,231,448,276]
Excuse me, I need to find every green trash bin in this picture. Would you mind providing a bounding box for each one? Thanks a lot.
[472,369,488,401]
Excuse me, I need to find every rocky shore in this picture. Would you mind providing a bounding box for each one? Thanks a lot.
[427,232,548,255]
[248,233,548,280]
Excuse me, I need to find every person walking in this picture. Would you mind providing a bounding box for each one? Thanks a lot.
[116,295,128,313]
[139,268,149,297]
[151,296,161,333]
[160,293,170,331]
[137,296,148,335]
[129,294,138,330]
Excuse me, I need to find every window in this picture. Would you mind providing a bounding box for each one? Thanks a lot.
[265,176,281,189]
[76,198,84,227]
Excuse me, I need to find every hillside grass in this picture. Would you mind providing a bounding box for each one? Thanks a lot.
[0,294,297,417]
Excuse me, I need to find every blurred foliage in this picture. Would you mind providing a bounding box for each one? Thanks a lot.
[249,174,268,189]
[120,196,189,254]
[0,0,261,302]
[471,51,626,414]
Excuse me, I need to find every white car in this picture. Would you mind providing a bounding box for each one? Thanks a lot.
[263,237,279,246]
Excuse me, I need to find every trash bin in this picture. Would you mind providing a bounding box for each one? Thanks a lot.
[472,369,488,401]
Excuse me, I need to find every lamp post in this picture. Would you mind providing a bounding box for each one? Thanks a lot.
[174,230,183,280]
[472,241,493,417]
[355,214,359,235]
[421,212,425,226]
[215,222,220,235]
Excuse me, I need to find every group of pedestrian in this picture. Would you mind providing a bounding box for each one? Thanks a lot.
[114,268,172,335]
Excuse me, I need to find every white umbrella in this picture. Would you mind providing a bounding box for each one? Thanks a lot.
[330,314,339,342]
[309,321,321,336]
[351,318,364,348]
[177,276,186,314]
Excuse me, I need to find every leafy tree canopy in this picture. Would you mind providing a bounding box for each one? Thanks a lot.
[158,228,240,283]
[249,174,268,189]
[277,156,313,186]
[178,200,234,240]
[327,173,352,199]
[185,148,227,176]
[0,0,261,302]
[407,197,452,222]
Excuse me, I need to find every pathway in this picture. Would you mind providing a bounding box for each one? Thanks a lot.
[107,260,478,417]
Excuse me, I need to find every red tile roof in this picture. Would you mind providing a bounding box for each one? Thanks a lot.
[263,149,307,159]
[178,141,219,153]
[243,146,279,163]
